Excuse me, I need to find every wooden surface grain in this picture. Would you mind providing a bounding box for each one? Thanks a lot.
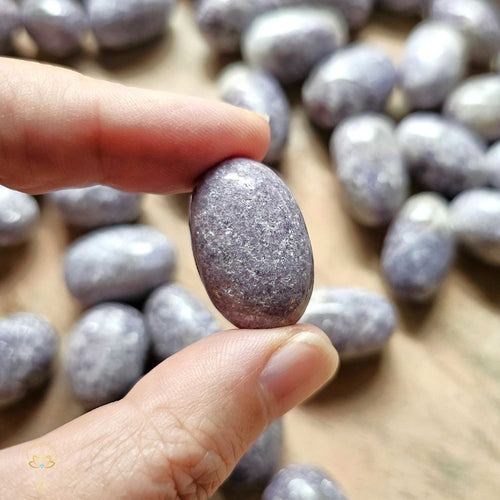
[1,3,499,499]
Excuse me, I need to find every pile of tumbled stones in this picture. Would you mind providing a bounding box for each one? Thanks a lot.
[0,0,499,498]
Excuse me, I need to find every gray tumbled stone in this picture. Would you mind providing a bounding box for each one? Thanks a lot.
[430,0,500,66]
[144,283,220,360]
[0,313,57,407]
[449,189,500,266]
[303,43,397,129]
[263,463,348,500]
[301,287,396,360]
[331,114,408,226]
[242,6,348,84]
[189,158,314,329]
[382,192,455,302]
[378,0,427,16]
[399,21,468,109]
[22,0,89,58]
[0,186,39,247]
[48,185,142,229]
[444,74,500,142]
[0,0,20,54]
[66,303,149,410]
[397,113,488,197]
[64,224,176,306]
[484,141,500,189]
[218,63,290,165]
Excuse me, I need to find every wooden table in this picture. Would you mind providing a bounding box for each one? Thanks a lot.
[1,3,499,499]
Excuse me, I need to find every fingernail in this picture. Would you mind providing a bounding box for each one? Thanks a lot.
[260,330,338,416]
[255,112,270,123]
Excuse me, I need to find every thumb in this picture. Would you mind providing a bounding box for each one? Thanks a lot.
[0,325,337,499]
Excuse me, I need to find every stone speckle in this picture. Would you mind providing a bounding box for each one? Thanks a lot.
[0,0,20,54]
[189,158,314,329]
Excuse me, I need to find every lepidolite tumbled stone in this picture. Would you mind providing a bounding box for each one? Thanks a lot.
[382,193,455,302]
[485,142,500,189]
[48,185,142,229]
[66,303,149,410]
[189,158,314,329]
[449,189,500,266]
[144,283,220,361]
[22,0,89,58]
[0,313,58,407]
[0,0,20,54]
[303,43,396,129]
[64,225,176,305]
[218,63,289,165]
[263,464,348,500]
[331,113,408,226]
[0,186,39,247]
[396,113,488,197]
[301,288,396,361]
[242,6,348,84]
[378,0,427,16]
[223,419,283,497]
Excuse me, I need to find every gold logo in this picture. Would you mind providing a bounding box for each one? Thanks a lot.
[24,441,57,471]
[28,454,55,469]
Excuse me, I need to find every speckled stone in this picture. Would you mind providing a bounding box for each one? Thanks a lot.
[430,0,500,66]
[64,225,176,306]
[223,419,283,497]
[378,0,427,16]
[444,74,500,142]
[189,158,314,329]
[0,186,39,247]
[218,63,290,165]
[0,313,57,407]
[242,6,348,84]
[66,303,149,410]
[48,185,142,229]
[0,0,21,54]
[485,142,500,189]
[382,193,455,302]
[399,21,468,109]
[144,283,220,360]
[263,464,348,500]
[301,287,396,360]
[87,0,176,51]
[396,113,488,197]
[449,189,500,266]
[331,114,408,226]
[22,0,89,58]
[303,43,397,129]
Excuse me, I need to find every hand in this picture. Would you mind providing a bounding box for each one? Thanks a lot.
[0,57,338,499]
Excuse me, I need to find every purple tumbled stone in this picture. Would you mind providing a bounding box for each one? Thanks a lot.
[378,0,428,16]
[0,313,58,407]
[382,192,455,302]
[0,0,21,54]
[48,185,142,229]
[263,464,348,500]
[144,283,220,360]
[189,158,314,329]
[449,189,500,266]
[396,113,488,197]
[64,225,176,306]
[485,142,500,189]
[301,287,396,361]
[331,113,408,226]
[303,43,396,129]
[66,303,149,410]
[242,6,348,84]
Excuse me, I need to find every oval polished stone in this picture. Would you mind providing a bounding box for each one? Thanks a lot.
[22,0,89,58]
[263,464,348,500]
[144,283,220,361]
[444,74,500,142]
[485,141,500,189]
[379,0,427,16]
[189,158,314,329]
[382,192,455,302]
[397,113,488,197]
[0,313,57,407]
[0,0,21,54]
[331,113,409,226]
[64,225,176,305]
[449,189,500,266]
[303,43,396,129]
[242,6,348,84]
[218,63,290,165]
[66,303,149,409]
[399,21,468,109]
[48,185,142,229]
[0,186,39,247]
[301,287,396,361]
